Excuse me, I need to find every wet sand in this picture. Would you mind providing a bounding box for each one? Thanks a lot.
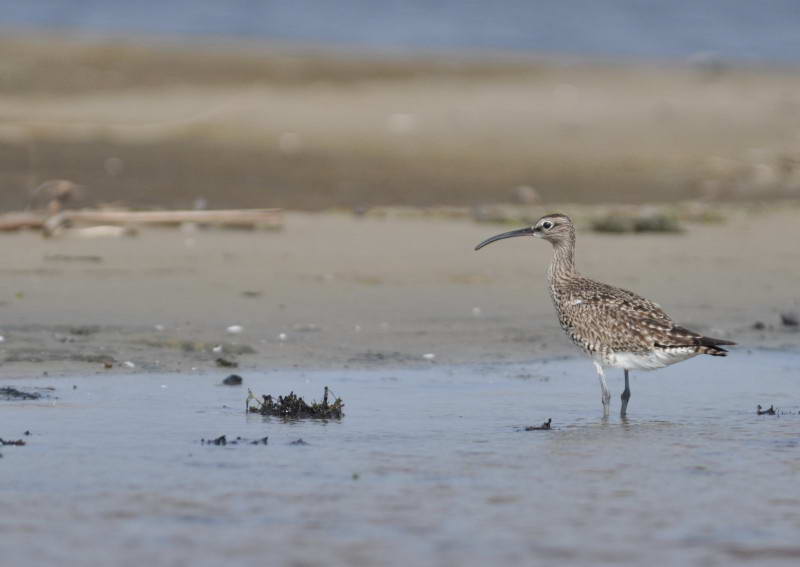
[2,351,799,566]
[1,208,799,378]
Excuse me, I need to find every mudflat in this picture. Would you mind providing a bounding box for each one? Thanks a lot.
[0,208,798,378]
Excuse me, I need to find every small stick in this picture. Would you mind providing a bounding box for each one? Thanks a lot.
[245,389,259,413]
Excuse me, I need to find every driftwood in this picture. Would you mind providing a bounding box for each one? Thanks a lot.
[64,208,283,228]
[0,212,44,231]
[0,208,283,233]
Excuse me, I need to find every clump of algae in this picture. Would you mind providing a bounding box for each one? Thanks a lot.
[246,386,344,419]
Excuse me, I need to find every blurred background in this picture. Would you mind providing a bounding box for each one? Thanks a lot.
[1,0,800,212]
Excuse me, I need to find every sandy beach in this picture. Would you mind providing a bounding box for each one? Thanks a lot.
[3,36,800,212]
[1,207,798,379]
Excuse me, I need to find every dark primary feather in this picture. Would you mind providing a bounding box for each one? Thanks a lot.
[656,326,736,356]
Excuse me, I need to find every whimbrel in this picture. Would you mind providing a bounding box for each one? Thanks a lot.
[475,213,735,417]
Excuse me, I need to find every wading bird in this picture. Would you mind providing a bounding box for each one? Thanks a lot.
[475,213,735,416]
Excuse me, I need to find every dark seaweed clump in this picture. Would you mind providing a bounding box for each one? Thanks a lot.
[201,435,268,446]
[591,212,682,234]
[0,387,41,401]
[525,418,552,431]
[247,386,343,419]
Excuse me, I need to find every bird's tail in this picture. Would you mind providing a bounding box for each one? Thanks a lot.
[656,326,736,356]
[696,336,736,357]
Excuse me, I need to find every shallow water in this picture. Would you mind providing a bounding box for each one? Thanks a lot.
[4,1,800,62]
[2,350,800,566]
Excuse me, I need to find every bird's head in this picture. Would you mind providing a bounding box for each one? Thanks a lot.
[474,213,574,251]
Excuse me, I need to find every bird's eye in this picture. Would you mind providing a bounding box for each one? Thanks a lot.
[542,221,553,229]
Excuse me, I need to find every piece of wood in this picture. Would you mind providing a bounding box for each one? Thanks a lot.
[64,208,283,228]
[0,212,45,231]
[0,208,284,232]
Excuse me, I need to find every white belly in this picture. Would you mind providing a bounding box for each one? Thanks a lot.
[599,349,698,371]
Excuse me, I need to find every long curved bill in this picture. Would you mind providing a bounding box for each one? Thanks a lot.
[474,226,534,251]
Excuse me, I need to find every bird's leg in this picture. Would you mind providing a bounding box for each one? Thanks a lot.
[621,369,631,417]
[593,362,611,416]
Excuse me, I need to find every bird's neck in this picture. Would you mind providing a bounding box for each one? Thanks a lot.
[546,235,577,284]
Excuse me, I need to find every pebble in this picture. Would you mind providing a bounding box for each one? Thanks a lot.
[780,312,798,327]
[222,374,243,386]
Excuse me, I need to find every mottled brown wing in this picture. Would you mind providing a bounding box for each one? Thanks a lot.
[559,281,676,353]
[578,282,671,320]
